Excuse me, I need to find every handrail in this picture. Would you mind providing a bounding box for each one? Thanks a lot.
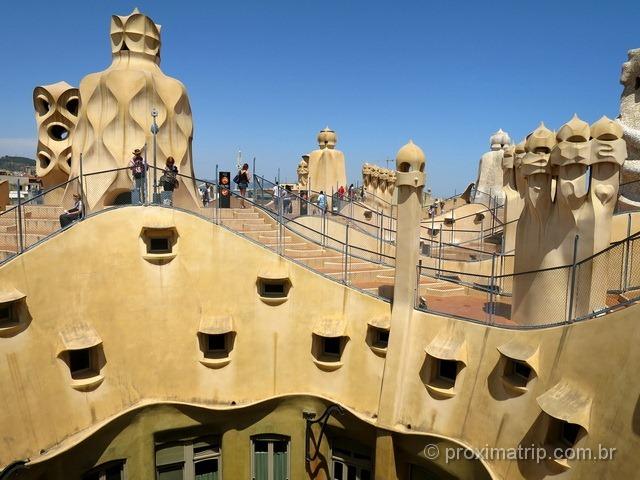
[2,165,637,329]
[2,166,636,286]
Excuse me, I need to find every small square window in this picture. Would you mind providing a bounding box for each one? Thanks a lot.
[0,305,14,326]
[207,334,226,352]
[437,359,458,383]
[323,337,342,357]
[149,237,171,254]
[69,349,91,374]
[561,421,581,447]
[262,282,285,297]
[545,417,585,460]
[512,361,531,381]
[502,357,534,390]
[373,330,389,348]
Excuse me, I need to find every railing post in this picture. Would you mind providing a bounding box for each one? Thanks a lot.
[79,153,86,215]
[378,208,383,263]
[214,164,219,225]
[499,231,505,292]
[488,253,496,324]
[16,179,23,253]
[252,156,256,203]
[278,192,283,255]
[623,213,632,292]
[416,259,423,308]
[567,234,580,323]
[437,228,443,277]
[343,223,349,284]
[151,108,159,203]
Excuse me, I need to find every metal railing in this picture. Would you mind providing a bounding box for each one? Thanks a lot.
[415,229,640,329]
[1,165,638,330]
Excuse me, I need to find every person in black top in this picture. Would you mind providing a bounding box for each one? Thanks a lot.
[59,193,83,228]
[161,157,179,206]
[236,163,251,208]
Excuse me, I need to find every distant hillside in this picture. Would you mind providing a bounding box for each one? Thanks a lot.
[0,156,36,172]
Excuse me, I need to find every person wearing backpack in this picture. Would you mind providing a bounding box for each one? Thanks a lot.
[160,157,179,206]
[233,163,251,208]
[129,148,148,203]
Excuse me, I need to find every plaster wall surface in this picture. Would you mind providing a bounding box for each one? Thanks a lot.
[1,207,639,479]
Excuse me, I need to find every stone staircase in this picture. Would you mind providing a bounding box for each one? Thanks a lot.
[202,205,505,322]
[0,205,62,256]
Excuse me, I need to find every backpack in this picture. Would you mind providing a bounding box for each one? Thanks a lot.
[165,168,177,183]
[132,156,145,177]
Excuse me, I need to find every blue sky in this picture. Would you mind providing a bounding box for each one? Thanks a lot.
[1,0,639,195]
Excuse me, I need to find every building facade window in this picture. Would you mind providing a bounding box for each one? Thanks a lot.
[258,279,290,299]
[323,337,342,357]
[82,459,126,480]
[149,237,172,254]
[331,443,372,480]
[206,334,227,353]
[372,329,389,349]
[156,437,221,480]
[251,435,289,480]
[545,418,585,458]
[65,346,102,380]
[504,358,532,388]
[0,304,15,327]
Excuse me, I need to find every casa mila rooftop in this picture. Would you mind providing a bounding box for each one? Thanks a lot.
[1,8,640,480]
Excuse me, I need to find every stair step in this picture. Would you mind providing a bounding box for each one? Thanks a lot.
[285,248,325,258]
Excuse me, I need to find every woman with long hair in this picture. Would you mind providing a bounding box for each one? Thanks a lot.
[236,163,251,208]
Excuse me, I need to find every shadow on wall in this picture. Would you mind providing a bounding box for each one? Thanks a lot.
[632,395,640,436]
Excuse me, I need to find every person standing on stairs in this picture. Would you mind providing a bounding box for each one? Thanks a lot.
[317,190,327,214]
[234,163,251,208]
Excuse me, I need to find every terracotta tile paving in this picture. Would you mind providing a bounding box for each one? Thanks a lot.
[424,295,515,326]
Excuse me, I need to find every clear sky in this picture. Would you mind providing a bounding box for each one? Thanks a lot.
[1,0,639,196]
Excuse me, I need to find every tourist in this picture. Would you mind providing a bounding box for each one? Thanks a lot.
[33,181,43,205]
[338,185,345,200]
[129,148,147,203]
[360,186,365,201]
[59,193,83,228]
[282,185,292,215]
[348,184,354,200]
[317,190,327,214]
[271,181,281,211]
[201,183,211,207]
[234,163,251,208]
[160,157,179,206]
[300,190,309,216]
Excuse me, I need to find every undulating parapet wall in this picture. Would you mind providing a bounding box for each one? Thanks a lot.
[33,81,79,202]
[512,116,627,325]
[67,8,199,210]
